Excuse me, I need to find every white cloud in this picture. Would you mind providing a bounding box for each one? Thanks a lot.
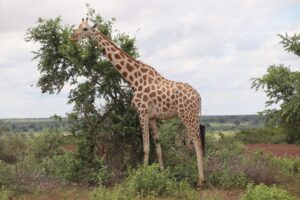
[0,0,300,117]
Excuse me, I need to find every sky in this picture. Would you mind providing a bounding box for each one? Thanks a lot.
[0,0,300,118]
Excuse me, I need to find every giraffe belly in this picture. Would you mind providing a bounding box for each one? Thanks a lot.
[149,105,177,120]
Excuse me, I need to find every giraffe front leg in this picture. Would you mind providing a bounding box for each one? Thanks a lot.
[150,119,164,170]
[139,112,150,166]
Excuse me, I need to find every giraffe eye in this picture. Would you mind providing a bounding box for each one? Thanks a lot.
[83,27,88,31]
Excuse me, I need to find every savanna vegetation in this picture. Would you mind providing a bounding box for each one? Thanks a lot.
[0,5,299,200]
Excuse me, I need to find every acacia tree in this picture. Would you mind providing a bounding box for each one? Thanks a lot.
[26,6,143,181]
[252,33,300,143]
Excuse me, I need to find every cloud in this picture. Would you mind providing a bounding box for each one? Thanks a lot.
[1,0,300,117]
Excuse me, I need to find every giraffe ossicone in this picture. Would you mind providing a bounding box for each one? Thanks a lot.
[72,18,205,186]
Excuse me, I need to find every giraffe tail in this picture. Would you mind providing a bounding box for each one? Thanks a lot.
[200,124,206,156]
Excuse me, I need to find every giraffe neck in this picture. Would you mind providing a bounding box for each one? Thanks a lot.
[90,30,163,90]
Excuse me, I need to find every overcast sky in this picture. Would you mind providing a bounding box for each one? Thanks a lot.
[0,0,300,118]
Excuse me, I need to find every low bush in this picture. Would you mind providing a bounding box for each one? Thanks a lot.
[30,130,64,161]
[273,157,300,176]
[242,151,279,185]
[0,187,9,200]
[242,184,297,200]
[90,164,197,200]
[236,128,286,144]
[208,168,249,189]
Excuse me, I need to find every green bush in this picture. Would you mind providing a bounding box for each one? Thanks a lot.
[208,167,249,189]
[0,187,9,200]
[91,164,197,199]
[273,157,300,176]
[236,128,286,144]
[242,184,297,200]
[30,130,64,161]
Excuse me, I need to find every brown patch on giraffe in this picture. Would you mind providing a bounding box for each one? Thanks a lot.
[122,71,128,78]
[102,48,106,54]
[162,94,166,99]
[120,61,124,65]
[116,64,122,70]
[135,81,138,87]
[126,64,134,72]
[153,99,157,104]
[151,85,155,90]
[166,103,170,107]
[163,107,168,112]
[157,96,162,102]
[149,70,155,77]
[166,90,170,96]
[143,95,148,101]
[142,75,147,81]
[141,68,148,73]
[107,54,112,61]
[136,93,142,99]
[148,77,154,83]
[149,92,156,98]
[144,86,150,93]
[129,75,134,82]
[111,47,116,52]
[138,86,143,91]
[134,63,139,68]
[114,54,121,59]
[134,72,138,78]
[128,59,133,63]
[157,90,162,95]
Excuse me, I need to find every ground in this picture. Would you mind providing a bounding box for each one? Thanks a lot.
[245,144,300,158]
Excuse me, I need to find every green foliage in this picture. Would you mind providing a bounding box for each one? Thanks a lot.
[0,187,9,200]
[242,184,297,200]
[236,127,286,144]
[125,164,174,196]
[30,130,64,161]
[273,157,300,176]
[0,133,26,164]
[252,34,300,143]
[90,164,197,200]
[208,168,249,189]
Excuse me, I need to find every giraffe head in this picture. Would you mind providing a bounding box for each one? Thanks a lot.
[71,18,96,41]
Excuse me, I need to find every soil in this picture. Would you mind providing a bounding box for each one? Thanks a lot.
[245,144,300,158]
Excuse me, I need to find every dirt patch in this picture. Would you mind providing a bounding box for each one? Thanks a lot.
[61,144,78,153]
[245,144,300,158]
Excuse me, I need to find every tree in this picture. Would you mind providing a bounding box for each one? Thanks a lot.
[251,33,300,143]
[26,6,143,182]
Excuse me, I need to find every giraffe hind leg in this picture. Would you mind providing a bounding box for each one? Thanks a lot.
[150,119,164,170]
[177,111,205,186]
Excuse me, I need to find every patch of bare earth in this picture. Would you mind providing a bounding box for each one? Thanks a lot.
[245,144,300,158]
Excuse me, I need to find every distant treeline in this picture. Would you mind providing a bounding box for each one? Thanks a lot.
[0,115,264,133]
[1,118,70,133]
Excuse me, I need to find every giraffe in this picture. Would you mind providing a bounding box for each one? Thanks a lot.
[71,18,205,186]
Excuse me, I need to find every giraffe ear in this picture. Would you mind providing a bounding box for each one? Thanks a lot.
[82,18,85,22]
[92,24,98,29]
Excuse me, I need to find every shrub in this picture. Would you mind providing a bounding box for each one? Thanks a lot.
[90,164,197,200]
[208,168,249,189]
[242,184,297,200]
[0,187,9,200]
[236,128,286,144]
[0,133,27,164]
[273,157,300,176]
[30,130,64,161]
[242,151,279,185]
[125,164,174,196]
